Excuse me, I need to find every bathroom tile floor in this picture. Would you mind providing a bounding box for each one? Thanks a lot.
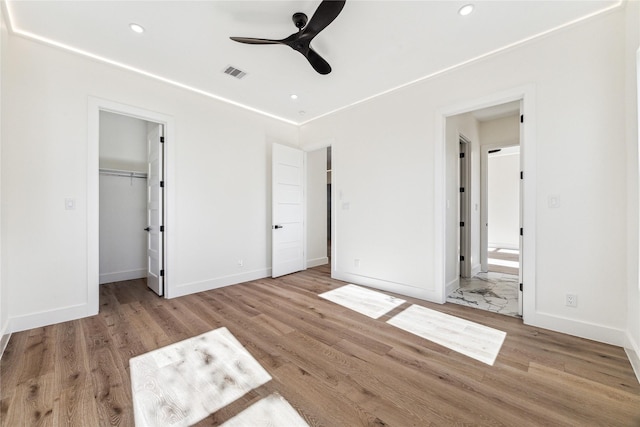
[447,272,520,318]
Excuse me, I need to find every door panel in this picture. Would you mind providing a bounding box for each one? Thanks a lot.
[518,101,524,316]
[272,143,304,278]
[147,123,164,296]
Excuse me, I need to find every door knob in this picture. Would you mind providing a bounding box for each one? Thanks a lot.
[274,225,283,229]
[144,227,151,231]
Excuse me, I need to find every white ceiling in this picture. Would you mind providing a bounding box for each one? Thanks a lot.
[6,0,620,125]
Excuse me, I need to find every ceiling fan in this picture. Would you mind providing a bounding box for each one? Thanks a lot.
[230,0,346,75]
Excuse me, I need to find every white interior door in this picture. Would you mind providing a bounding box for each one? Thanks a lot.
[459,137,471,278]
[272,143,305,278]
[146,123,164,295]
[518,101,524,316]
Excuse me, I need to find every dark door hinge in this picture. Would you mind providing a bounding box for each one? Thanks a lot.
[520,171,524,180]
[520,283,523,292]
[160,269,164,277]
[160,136,165,143]
[520,114,524,123]
[460,255,465,261]
[160,225,164,232]
[160,181,164,188]
[459,153,465,158]
[520,228,524,236]
[460,222,464,227]
[460,187,465,193]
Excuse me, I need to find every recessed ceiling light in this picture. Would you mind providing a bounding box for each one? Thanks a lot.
[290,94,298,100]
[129,23,145,34]
[458,4,474,16]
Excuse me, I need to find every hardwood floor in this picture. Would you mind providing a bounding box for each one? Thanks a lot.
[2,265,639,426]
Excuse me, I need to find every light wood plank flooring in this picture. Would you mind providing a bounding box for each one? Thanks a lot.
[2,265,639,426]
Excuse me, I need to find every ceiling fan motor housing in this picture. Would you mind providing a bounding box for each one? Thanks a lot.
[293,12,308,29]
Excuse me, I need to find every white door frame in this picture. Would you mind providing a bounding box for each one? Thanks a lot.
[435,85,536,322]
[87,97,175,314]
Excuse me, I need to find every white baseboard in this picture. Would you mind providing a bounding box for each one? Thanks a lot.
[445,277,460,298]
[7,302,90,334]
[168,268,271,298]
[100,268,146,284]
[488,242,519,250]
[0,320,10,360]
[524,310,626,347]
[624,331,640,384]
[307,257,329,268]
[332,271,444,303]
[471,264,482,277]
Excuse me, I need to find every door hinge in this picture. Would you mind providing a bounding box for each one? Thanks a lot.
[519,283,523,292]
[160,136,165,143]
[160,181,164,188]
[460,221,464,227]
[520,228,523,236]
[160,269,164,277]
[460,255,465,261]
[459,153,465,158]
[160,225,164,232]
[520,171,524,180]
[520,114,524,123]
[460,187,465,193]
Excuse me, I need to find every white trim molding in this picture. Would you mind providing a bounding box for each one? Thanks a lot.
[88,96,176,305]
[170,268,271,299]
[436,84,537,312]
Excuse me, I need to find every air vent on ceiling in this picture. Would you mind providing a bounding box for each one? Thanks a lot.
[223,65,247,80]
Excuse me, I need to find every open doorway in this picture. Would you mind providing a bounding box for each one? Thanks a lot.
[483,145,520,276]
[88,97,174,313]
[98,111,164,297]
[446,101,522,318]
[305,146,331,270]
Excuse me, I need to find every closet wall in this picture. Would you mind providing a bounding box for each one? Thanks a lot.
[99,111,148,284]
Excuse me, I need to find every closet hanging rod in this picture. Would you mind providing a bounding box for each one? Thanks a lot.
[99,168,147,179]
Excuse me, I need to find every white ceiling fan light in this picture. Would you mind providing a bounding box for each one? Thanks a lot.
[129,23,145,34]
[458,4,475,16]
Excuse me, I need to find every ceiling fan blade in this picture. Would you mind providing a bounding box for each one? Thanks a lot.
[230,37,281,45]
[305,48,332,75]
[303,0,346,38]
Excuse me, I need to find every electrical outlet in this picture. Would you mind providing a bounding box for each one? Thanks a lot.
[566,294,577,307]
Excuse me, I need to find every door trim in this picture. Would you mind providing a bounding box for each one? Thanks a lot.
[435,85,536,323]
[88,97,175,314]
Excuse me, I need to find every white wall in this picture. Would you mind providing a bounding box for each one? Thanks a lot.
[2,32,298,332]
[306,147,328,268]
[625,0,640,376]
[300,9,629,344]
[99,111,147,172]
[445,113,481,288]
[0,4,7,348]
[99,175,146,284]
[487,150,520,249]
[479,115,520,148]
